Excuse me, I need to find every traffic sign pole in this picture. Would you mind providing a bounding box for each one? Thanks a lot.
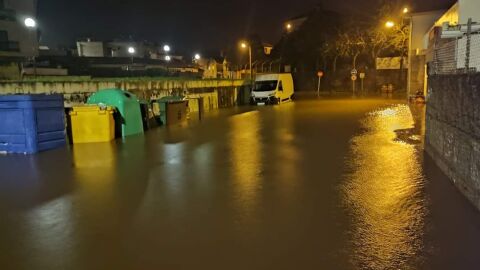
[359,72,366,96]
[317,77,321,98]
[351,69,358,97]
[316,71,324,98]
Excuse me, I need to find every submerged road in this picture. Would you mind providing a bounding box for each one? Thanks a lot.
[1,99,480,270]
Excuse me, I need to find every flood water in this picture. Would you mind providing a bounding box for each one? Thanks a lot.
[1,99,480,270]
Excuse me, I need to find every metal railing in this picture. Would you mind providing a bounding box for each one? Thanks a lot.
[432,19,480,75]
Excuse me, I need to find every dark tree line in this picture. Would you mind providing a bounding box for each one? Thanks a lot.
[271,1,410,91]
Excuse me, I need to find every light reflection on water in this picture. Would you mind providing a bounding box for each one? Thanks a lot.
[343,104,427,270]
[229,111,263,227]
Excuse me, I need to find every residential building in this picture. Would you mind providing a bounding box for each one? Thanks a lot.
[407,10,445,96]
[0,0,38,57]
[77,39,105,57]
[407,0,480,97]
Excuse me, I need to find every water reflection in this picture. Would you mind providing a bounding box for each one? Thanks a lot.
[272,103,301,198]
[72,142,118,208]
[22,196,74,268]
[229,111,263,225]
[343,105,427,269]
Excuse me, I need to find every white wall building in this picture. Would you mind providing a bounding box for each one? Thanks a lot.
[0,0,38,57]
[408,0,480,96]
[77,40,105,57]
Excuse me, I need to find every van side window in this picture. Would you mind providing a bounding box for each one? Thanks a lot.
[278,81,283,91]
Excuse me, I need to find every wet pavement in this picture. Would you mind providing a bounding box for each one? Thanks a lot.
[1,99,480,270]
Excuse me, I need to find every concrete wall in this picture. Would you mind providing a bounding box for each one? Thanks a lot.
[459,0,480,24]
[0,78,249,108]
[426,74,480,210]
[408,11,445,96]
[0,62,20,79]
[411,11,445,51]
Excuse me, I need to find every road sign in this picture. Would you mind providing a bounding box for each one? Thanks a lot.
[351,75,357,81]
[351,69,357,75]
[359,72,365,79]
[317,71,324,77]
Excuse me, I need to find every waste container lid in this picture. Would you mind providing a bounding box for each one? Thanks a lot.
[88,89,139,102]
[72,105,114,112]
[0,94,63,101]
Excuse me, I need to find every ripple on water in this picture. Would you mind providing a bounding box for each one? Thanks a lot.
[342,104,427,270]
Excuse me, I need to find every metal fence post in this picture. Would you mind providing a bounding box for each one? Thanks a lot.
[465,18,472,72]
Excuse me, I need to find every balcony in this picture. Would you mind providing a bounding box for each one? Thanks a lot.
[0,41,20,52]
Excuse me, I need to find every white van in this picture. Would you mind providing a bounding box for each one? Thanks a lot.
[251,73,294,105]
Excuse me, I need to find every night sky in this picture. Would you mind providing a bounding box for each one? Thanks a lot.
[38,0,455,53]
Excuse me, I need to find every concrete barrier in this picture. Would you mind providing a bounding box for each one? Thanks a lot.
[426,74,480,211]
[0,77,249,108]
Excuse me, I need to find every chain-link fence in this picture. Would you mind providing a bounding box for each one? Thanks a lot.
[432,22,480,75]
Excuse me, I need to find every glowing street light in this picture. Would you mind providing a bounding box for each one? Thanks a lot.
[194,53,201,60]
[128,47,135,54]
[24,17,38,76]
[403,7,409,14]
[286,23,292,30]
[385,21,395,28]
[165,55,171,61]
[240,41,252,82]
[24,17,36,28]
[163,45,171,52]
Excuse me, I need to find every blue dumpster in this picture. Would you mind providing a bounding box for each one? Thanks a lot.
[0,94,66,154]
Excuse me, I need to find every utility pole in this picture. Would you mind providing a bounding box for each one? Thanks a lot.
[248,45,252,82]
[240,41,253,87]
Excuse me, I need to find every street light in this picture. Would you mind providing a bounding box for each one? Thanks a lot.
[403,7,409,14]
[23,17,37,77]
[165,55,171,61]
[128,47,136,54]
[286,23,292,31]
[24,17,36,28]
[194,53,201,60]
[385,21,395,28]
[240,41,252,82]
[163,45,171,52]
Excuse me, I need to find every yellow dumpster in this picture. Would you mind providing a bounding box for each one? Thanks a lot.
[69,106,115,143]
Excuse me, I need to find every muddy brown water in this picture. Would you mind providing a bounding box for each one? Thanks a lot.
[1,99,479,270]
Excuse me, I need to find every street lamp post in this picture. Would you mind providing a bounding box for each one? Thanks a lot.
[24,17,37,77]
[127,46,135,75]
[240,42,252,83]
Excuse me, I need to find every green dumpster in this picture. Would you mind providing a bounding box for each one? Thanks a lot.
[87,89,144,137]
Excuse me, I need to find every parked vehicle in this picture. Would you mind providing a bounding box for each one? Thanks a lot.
[251,73,294,105]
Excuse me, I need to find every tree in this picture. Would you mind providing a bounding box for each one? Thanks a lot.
[337,28,367,69]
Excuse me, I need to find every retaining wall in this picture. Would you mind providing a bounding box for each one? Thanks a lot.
[426,74,480,210]
[0,78,250,111]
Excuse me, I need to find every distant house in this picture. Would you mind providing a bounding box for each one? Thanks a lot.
[77,39,105,57]
[263,43,273,55]
[197,57,232,79]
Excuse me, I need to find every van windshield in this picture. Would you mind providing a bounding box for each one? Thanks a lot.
[254,80,278,92]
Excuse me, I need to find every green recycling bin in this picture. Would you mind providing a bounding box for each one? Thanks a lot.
[87,89,144,137]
